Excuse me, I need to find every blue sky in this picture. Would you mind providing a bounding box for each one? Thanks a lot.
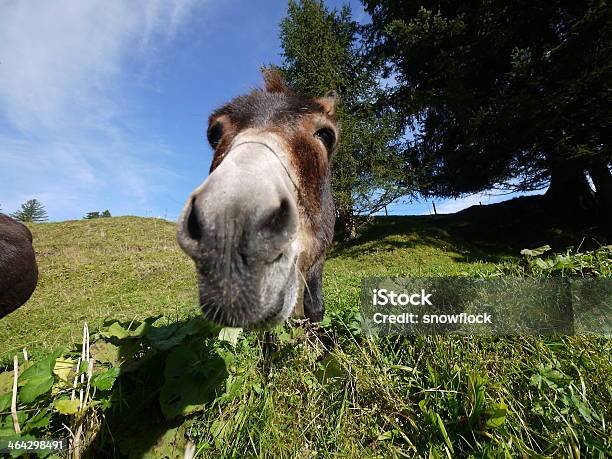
[0,0,540,222]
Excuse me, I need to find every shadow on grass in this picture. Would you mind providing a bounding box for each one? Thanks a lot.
[330,195,611,263]
[329,214,509,264]
[84,317,229,458]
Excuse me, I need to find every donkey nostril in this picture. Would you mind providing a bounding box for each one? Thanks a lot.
[187,198,202,241]
[260,198,292,236]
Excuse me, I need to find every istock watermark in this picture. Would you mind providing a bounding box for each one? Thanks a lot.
[372,289,432,306]
[360,278,612,335]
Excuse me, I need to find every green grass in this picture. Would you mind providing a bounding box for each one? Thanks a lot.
[0,215,610,457]
[0,217,200,362]
[0,215,501,362]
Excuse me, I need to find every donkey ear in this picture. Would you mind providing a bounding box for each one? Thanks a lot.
[317,90,339,115]
[262,68,291,93]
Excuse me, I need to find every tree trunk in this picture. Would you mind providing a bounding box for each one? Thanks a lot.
[337,205,357,239]
[589,160,612,209]
[545,158,596,214]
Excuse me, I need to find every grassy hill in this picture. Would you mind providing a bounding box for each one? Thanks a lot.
[0,215,504,361]
[0,217,199,361]
[0,214,610,457]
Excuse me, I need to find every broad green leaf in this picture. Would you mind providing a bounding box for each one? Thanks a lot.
[0,415,15,437]
[566,394,598,424]
[90,341,120,367]
[534,258,554,270]
[131,314,163,337]
[520,245,551,257]
[18,349,62,403]
[314,354,346,386]
[117,424,188,458]
[147,320,202,350]
[159,345,227,419]
[529,373,542,389]
[0,393,11,412]
[54,398,80,415]
[532,364,572,389]
[210,419,231,449]
[53,357,75,382]
[419,398,438,425]
[23,408,51,431]
[0,412,27,437]
[152,318,221,350]
[0,370,13,396]
[101,322,129,339]
[217,327,242,346]
[291,327,305,340]
[0,361,32,396]
[552,254,572,268]
[92,367,120,391]
[277,331,291,343]
[252,381,263,395]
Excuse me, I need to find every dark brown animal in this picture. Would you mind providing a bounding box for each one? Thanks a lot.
[177,70,338,328]
[0,213,38,318]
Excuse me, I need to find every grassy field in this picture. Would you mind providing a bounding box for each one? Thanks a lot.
[0,217,199,361]
[0,214,610,457]
[0,215,504,362]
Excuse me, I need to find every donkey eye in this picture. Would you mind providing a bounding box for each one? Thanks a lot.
[314,127,335,152]
[207,122,223,148]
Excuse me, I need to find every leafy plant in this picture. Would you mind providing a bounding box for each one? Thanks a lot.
[503,244,612,277]
[0,316,242,456]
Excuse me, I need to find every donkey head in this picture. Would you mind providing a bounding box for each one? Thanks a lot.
[177,70,338,328]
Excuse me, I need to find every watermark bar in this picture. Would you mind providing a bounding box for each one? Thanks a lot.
[360,278,612,335]
[0,438,69,454]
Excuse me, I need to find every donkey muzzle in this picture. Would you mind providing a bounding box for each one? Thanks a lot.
[177,139,300,328]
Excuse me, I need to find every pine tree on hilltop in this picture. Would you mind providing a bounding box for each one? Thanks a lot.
[84,210,112,219]
[11,199,49,223]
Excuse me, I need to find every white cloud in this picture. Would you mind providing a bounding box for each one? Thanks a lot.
[0,0,197,219]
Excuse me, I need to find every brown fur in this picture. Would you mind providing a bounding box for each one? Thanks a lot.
[0,213,38,318]
[316,91,338,115]
[263,68,292,93]
[207,72,338,226]
[204,69,338,322]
